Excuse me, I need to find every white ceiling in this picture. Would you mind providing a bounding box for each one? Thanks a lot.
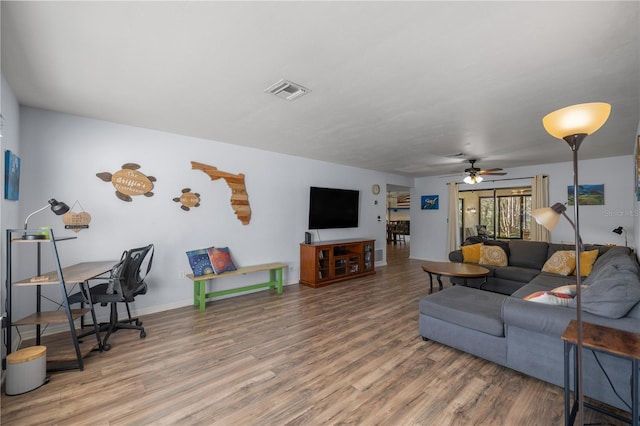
[2,1,639,178]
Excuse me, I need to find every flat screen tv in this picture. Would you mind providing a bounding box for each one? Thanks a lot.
[308,186,359,229]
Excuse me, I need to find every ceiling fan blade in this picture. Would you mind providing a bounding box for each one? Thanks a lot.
[480,168,503,172]
[479,171,507,176]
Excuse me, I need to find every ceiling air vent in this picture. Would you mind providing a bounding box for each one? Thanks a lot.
[265,79,311,101]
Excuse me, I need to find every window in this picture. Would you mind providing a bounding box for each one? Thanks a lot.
[461,187,531,240]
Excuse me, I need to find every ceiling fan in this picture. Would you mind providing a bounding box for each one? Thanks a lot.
[463,159,506,184]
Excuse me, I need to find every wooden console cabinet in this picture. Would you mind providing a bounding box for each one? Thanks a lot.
[299,238,375,288]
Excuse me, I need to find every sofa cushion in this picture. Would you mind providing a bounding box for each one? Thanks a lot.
[485,239,510,258]
[569,264,640,318]
[508,240,549,270]
[584,251,638,287]
[479,245,508,266]
[461,243,482,263]
[591,246,634,272]
[494,266,540,283]
[419,286,506,337]
[571,249,599,277]
[542,250,576,276]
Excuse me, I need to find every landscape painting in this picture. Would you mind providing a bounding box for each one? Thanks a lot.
[567,184,604,206]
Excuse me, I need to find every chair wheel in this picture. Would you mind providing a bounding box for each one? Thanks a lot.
[103,344,112,351]
[136,320,143,326]
[140,330,146,338]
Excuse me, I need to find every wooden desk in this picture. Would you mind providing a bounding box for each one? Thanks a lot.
[14,261,117,286]
[13,261,117,370]
[421,261,489,293]
[561,320,640,426]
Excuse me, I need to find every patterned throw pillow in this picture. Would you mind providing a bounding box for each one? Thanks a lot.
[186,247,215,277]
[479,245,508,266]
[208,247,237,274]
[524,291,573,306]
[571,249,599,277]
[461,243,483,264]
[542,250,576,276]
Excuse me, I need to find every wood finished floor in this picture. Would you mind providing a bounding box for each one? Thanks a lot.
[1,243,629,425]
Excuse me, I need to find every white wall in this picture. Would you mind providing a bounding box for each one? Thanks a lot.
[9,107,403,324]
[411,155,636,261]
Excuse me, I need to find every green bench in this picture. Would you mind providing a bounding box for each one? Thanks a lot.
[186,262,286,311]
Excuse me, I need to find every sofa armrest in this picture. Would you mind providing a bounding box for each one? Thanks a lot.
[449,250,463,263]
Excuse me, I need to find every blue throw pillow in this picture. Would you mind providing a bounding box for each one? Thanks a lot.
[186,247,214,277]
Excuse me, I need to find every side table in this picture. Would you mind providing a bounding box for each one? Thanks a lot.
[561,320,639,426]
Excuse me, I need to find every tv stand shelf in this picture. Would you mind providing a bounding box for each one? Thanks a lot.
[299,238,375,288]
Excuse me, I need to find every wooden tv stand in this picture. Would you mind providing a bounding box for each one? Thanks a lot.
[299,238,375,288]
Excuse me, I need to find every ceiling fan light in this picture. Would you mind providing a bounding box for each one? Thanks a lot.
[463,175,482,185]
[542,102,611,139]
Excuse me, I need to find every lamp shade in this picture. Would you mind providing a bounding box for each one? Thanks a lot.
[542,102,611,139]
[532,207,560,231]
[49,198,70,215]
[532,203,567,231]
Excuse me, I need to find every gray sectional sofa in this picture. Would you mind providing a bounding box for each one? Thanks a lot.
[419,241,640,412]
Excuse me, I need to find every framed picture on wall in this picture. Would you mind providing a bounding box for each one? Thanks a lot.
[567,184,604,206]
[4,150,21,201]
[421,195,439,210]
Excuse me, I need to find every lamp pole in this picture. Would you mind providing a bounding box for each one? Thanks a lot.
[566,133,587,426]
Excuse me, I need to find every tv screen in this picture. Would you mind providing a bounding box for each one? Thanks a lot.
[308,186,359,230]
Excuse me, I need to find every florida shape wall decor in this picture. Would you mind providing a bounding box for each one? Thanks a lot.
[96,163,156,202]
[173,188,201,211]
[191,161,251,225]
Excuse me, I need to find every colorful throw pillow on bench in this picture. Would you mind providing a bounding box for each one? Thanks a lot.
[186,247,215,276]
[208,247,237,274]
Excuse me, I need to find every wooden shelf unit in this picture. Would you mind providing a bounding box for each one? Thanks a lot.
[4,229,102,371]
[300,238,375,288]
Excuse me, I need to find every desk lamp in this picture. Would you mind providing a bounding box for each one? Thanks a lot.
[22,198,70,240]
[532,102,610,426]
[612,226,627,247]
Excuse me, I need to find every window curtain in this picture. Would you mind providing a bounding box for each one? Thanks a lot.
[530,174,549,242]
[447,182,459,253]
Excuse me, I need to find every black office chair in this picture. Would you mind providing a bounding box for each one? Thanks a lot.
[72,244,154,350]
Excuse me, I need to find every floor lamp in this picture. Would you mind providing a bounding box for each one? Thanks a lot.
[532,102,611,426]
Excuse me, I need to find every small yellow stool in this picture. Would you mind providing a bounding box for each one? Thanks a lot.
[5,346,47,395]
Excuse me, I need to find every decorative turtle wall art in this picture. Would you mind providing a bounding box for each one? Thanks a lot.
[173,188,201,211]
[96,163,156,202]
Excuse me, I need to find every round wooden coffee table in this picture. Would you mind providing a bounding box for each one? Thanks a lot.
[421,261,489,293]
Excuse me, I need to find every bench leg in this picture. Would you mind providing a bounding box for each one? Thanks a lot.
[269,268,284,294]
[194,280,206,311]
